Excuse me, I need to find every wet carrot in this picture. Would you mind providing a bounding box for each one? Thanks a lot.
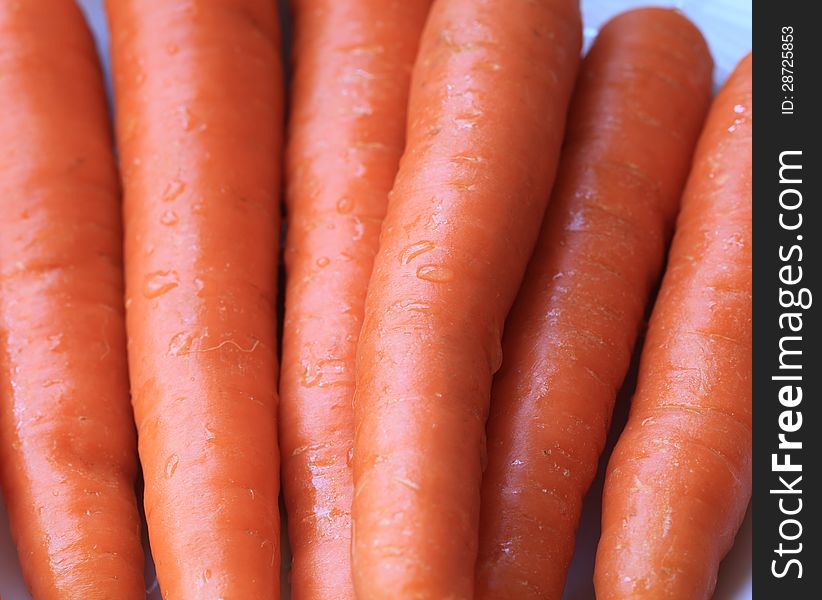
[595,52,752,600]
[351,0,581,597]
[106,1,283,597]
[280,1,431,598]
[475,9,713,599]
[0,1,144,597]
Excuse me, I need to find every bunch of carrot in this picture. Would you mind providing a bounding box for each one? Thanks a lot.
[0,1,751,599]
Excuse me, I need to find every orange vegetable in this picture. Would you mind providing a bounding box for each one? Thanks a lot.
[107,1,284,596]
[475,9,713,599]
[595,52,752,600]
[280,1,431,598]
[351,0,582,597]
[0,1,144,597]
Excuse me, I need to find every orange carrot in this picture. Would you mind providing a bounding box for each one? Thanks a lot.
[351,1,581,597]
[106,1,283,597]
[0,2,144,598]
[280,1,431,598]
[475,9,713,599]
[595,52,752,600]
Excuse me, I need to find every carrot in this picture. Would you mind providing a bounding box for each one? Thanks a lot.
[475,9,713,599]
[106,1,283,597]
[0,1,144,598]
[595,52,752,600]
[350,1,581,597]
[279,1,431,598]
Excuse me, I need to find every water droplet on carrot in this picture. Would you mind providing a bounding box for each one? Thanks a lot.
[401,240,435,265]
[352,218,365,241]
[178,105,193,131]
[406,302,433,315]
[300,359,346,388]
[48,334,63,351]
[144,271,179,298]
[337,197,353,213]
[301,361,321,387]
[168,332,193,355]
[416,264,453,283]
[316,257,330,268]
[454,110,482,129]
[163,179,185,202]
[451,154,483,164]
[165,454,179,478]
[733,104,746,114]
[160,210,179,226]
[347,447,354,466]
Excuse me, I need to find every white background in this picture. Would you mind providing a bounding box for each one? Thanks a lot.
[0,1,752,598]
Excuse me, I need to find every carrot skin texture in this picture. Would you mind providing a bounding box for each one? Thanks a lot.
[0,2,144,598]
[475,9,713,599]
[280,1,431,599]
[107,1,284,597]
[351,1,582,597]
[595,53,753,600]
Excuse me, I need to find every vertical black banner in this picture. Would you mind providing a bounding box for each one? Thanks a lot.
[754,2,820,597]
